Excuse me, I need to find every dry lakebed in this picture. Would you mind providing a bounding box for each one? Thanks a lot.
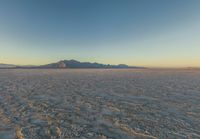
[0,69,199,139]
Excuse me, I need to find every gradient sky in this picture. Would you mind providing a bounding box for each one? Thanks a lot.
[0,0,200,67]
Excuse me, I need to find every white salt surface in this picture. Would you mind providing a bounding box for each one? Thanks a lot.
[0,69,199,139]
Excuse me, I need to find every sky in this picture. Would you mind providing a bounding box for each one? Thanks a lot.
[0,0,200,67]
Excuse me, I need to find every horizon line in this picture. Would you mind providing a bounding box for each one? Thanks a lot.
[1,59,200,69]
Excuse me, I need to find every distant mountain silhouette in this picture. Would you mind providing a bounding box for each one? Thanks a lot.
[0,64,17,68]
[39,60,142,69]
[0,60,144,69]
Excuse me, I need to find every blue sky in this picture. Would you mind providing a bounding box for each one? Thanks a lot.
[0,0,200,67]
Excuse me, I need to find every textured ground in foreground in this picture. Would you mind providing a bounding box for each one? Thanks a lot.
[0,69,200,139]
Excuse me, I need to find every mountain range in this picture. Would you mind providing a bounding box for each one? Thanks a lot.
[0,63,17,68]
[0,60,143,69]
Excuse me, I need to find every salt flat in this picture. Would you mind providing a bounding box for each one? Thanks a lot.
[0,69,200,139]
